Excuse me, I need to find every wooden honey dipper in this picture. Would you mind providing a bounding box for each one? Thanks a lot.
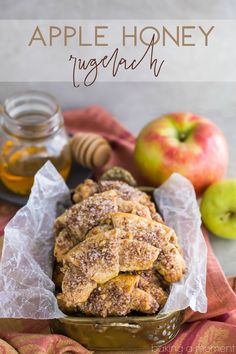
[70,132,112,168]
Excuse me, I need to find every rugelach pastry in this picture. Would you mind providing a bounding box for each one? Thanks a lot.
[53,174,186,317]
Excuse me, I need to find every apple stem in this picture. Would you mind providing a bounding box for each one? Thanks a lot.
[178,132,187,142]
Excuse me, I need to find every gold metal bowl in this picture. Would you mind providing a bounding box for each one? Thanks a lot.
[50,310,183,351]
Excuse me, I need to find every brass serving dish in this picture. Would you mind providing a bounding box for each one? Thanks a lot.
[50,310,183,351]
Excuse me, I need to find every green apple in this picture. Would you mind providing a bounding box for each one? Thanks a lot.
[200,180,236,239]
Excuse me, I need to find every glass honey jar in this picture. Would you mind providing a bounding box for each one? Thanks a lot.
[0,91,72,196]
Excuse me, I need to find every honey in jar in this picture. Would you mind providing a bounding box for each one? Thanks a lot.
[0,91,72,195]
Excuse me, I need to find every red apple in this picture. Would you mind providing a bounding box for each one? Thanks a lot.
[134,113,228,194]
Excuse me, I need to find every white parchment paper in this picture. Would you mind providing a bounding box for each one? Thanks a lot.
[0,162,207,319]
[0,162,70,318]
[154,173,207,314]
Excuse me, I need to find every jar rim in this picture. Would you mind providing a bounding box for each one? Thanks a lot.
[2,90,63,139]
[3,90,60,120]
